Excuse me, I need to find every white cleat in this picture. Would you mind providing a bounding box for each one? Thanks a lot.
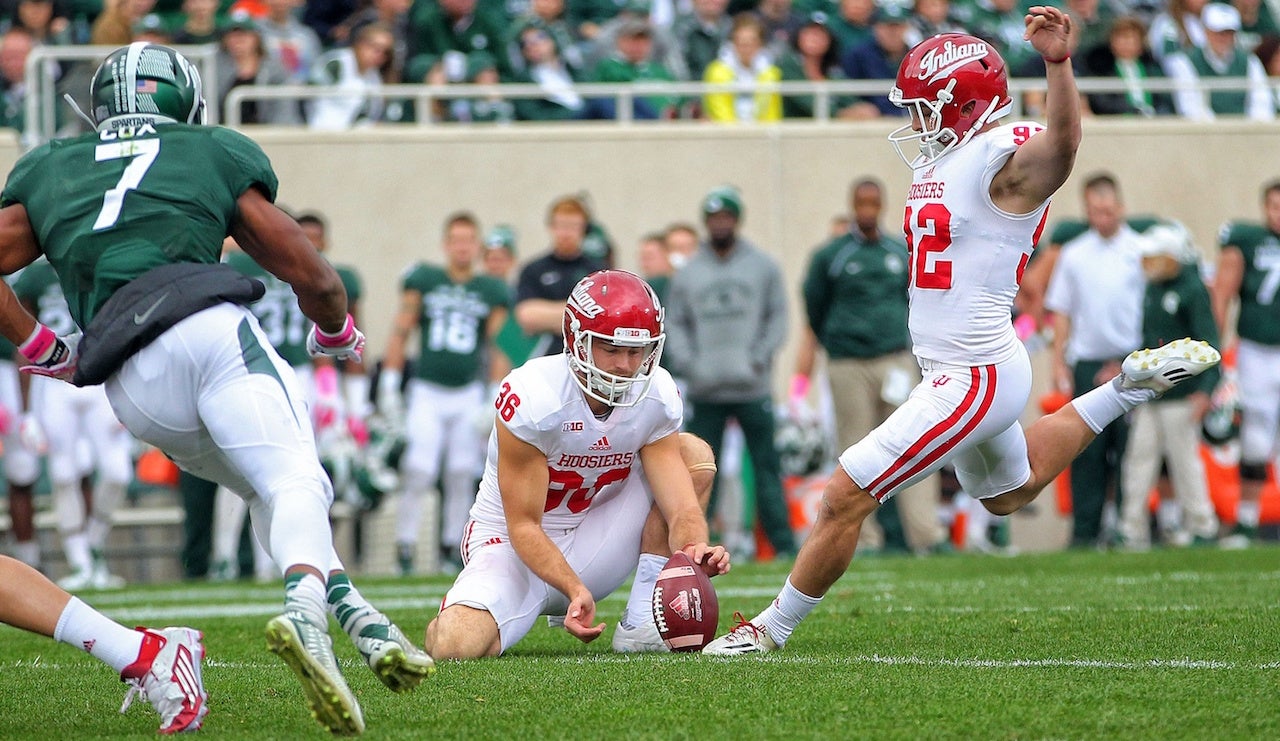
[350,615,436,693]
[120,627,208,734]
[701,612,779,656]
[57,569,94,592]
[1120,338,1221,395]
[266,612,365,736]
[611,618,670,654]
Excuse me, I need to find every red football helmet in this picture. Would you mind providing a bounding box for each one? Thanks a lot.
[563,270,665,407]
[888,33,1013,169]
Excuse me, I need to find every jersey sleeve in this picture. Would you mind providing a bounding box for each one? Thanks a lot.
[337,265,362,303]
[643,369,683,446]
[495,363,558,455]
[210,128,279,202]
[0,143,54,208]
[483,275,513,309]
[979,121,1045,192]
[400,263,433,293]
[1217,221,1250,248]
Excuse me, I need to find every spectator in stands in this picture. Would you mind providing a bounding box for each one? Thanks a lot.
[405,0,506,87]
[1233,0,1279,51]
[566,0,626,43]
[963,0,1038,73]
[333,0,412,81]
[1045,173,1146,549]
[777,12,861,119]
[513,195,608,358]
[217,11,300,125]
[131,12,169,43]
[171,0,219,45]
[1119,223,1221,550]
[90,0,154,45]
[636,230,674,302]
[756,0,804,57]
[839,3,910,118]
[302,0,357,46]
[664,185,798,558]
[6,0,75,46]
[0,26,33,132]
[1149,0,1209,63]
[906,0,965,48]
[508,22,613,120]
[672,0,733,81]
[259,0,323,85]
[1081,15,1177,116]
[586,0,690,81]
[702,13,782,123]
[1212,179,1280,549]
[502,0,586,78]
[828,0,875,57]
[1257,34,1280,108]
[1165,3,1276,119]
[795,177,948,557]
[482,225,518,283]
[1064,0,1122,59]
[307,20,393,129]
[589,16,681,119]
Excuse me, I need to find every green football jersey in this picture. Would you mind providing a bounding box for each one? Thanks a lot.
[336,264,362,306]
[223,250,311,367]
[0,123,278,329]
[1220,221,1280,345]
[12,257,76,338]
[403,263,510,388]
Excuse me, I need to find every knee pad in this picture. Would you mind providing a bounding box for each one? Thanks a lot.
[1240,462,1269,482]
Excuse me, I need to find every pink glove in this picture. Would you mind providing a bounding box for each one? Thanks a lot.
[306,314,365,363]
[18,324,79,382]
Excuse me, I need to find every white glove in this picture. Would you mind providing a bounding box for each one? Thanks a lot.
[377,368,404,428]
[306,314,365,362]
[18,324,80,383]
[18,414,47,454]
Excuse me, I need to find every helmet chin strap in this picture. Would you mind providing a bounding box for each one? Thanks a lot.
[62,94,95,129]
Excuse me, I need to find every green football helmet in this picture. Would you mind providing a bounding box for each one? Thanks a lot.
[89,42,206,131]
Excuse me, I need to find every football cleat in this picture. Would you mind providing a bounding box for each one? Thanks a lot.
[92,560,126,590]
[701,612,779,656]
[1120,338,1220,395]
[1219,523,1257,550]
[120,627,208,734]
[350,616,436,693]
[265,612,365,736]
[57,569,94,592]
[611,618,670,654]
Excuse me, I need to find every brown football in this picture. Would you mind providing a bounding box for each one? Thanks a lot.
[651,551,719,652]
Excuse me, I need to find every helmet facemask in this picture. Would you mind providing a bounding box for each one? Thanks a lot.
[889,78,1008,169]
[566,319,665,408]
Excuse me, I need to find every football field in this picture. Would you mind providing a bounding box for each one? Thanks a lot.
[1,547,1276,739]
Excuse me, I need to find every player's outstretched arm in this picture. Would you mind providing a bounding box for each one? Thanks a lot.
[0,205,47,348]
[999,6,1082,212]
[496,422,605,643]
[642,433,730,577]
[230,188,348,335]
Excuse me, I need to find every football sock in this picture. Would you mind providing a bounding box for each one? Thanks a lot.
[1157,500,1181,534]
[326,572,378,637]
[394,490,426,546]
[623,553,666,628]
[284,571,329,625]
[757,577,822,648]
[54,596,145,675]
[1072,379,1154,434]
[62,532,93,575]
[1236,501,1261,529]
[12,540,39,568]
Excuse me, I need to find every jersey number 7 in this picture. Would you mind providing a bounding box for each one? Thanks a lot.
[93,139,160,231]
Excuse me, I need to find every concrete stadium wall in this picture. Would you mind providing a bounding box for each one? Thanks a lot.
[0,120,1275,373]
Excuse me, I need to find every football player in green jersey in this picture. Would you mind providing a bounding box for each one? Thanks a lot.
[1212,179,1280,548]
[380,211,512,574]
[0,43,432,734]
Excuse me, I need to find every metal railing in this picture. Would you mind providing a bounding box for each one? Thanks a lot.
[18,43,1273,142]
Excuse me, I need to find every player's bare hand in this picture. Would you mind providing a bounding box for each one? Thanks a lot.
[1024,5,1072,61]
[563,588,606,643]
[682,542,731,577]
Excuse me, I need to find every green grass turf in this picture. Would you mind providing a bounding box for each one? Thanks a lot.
[0,547,1276,739]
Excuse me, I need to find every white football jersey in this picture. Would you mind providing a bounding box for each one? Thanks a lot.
[468,355,683,530]
[903,121,1052,366]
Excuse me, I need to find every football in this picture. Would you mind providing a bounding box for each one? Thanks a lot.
[651,551,719,652]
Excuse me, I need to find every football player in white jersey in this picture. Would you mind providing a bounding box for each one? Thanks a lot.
[704,7,1222,655]
[425,270,730,658]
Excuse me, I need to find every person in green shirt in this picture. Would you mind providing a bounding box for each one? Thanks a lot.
[0,42,431,734]
[379,211,512,575]
[589,18,680,119]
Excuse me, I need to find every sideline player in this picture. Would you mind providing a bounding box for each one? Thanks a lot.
[1212,180,1280,548]
[424,270,729,658]
[704,8,1220,655]
[14,256,134,590]
[0,43,432,733]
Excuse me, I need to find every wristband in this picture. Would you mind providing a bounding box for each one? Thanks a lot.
[18,323,58,365]
[1043,54,1070,65]
[315,314,357,348]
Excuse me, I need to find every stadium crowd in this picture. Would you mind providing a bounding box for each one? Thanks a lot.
[0,0,1278,133]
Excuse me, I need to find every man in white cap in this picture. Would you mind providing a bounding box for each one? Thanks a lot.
[1164,3,1276,120]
